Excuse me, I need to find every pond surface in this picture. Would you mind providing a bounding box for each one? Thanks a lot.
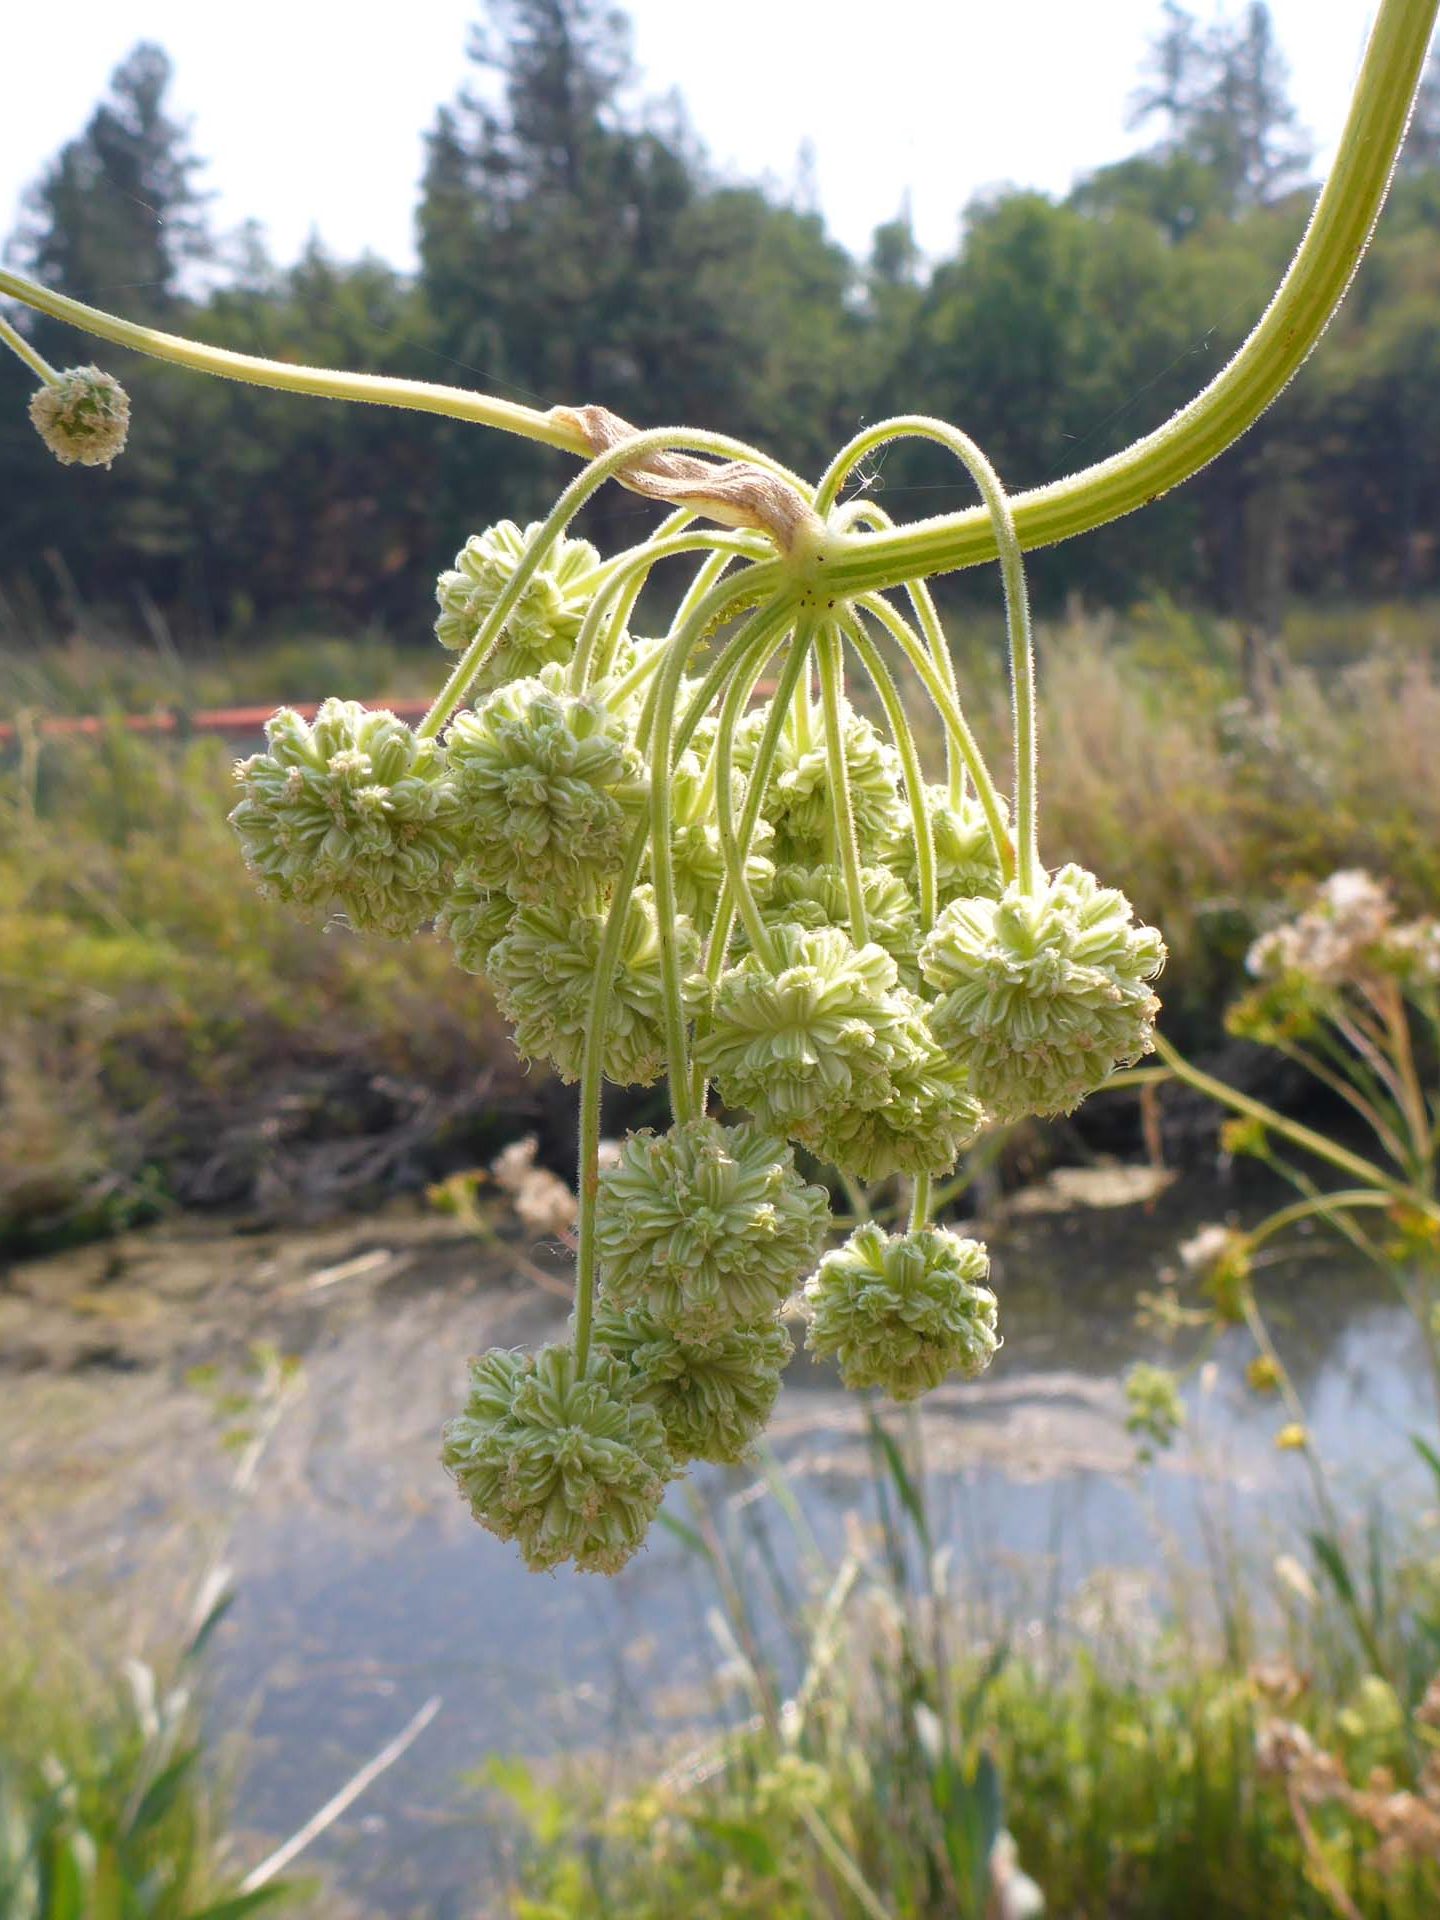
[1,1168,1432,1917]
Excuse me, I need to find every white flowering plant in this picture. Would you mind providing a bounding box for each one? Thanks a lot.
[2,0,1436,1574]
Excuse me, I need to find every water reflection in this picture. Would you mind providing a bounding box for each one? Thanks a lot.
[1,1169,1432,1915]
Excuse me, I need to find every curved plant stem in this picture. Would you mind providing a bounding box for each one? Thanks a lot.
[839,611,938,931]
[839,499,967,802]
[3,1,1430,594]
[0,312,56,385]
[419,436,784,737]
[1153,1031,1438,1215]
[815,0,1439,591]
[711,607,807,966]
[816,622,869,944]
[573,608,804,1363]
[573,825,650,1373]
[648,581,802,1124]
[855,591,1014,883]
[819,417,1036,887]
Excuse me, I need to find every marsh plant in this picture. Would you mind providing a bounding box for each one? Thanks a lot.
[2,0,1437,1582]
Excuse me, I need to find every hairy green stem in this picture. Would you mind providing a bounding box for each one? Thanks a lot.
[573,613,790,1367]
[712,607,807,966]
[823,418,1036,886]
[838,613,938,931]
[1153,1032,1438,1215]
[0,311,56,385]
[855,591,1013,882]
[816,622,869,944]
[815,0,1439,592]
[418,432,786,737]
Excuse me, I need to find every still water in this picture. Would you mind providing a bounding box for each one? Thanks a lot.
[1,1169,1431,1916]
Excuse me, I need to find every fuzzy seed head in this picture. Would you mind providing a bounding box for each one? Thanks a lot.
[804,1223,999,1401]
[446,669,646,908]
[29,366,130,468]
[696,924,912,1139]
[230,700,461,937]
[487,886,700,1086]
[596,1117,829,1342]
[738,699,906,866]
[593,1301,793,1463]
[434,520,600,690]
[441,1344,673,1574]
[920,864,1165,1122]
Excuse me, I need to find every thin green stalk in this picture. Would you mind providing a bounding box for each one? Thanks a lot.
[816,623,868,944]
[855,591,1014,883]
[908,1172,932,1231]
[1247,1189,1394,1250]
[820,417,1036,888]
[574,611,784,1365]
[711,607,807,965]
[567,509,694,690]
[839,612,938,931]
[648,582,801,1124]
[573,826,650,1373]
[0,312,56,385]
[1154,1031,1438,1215]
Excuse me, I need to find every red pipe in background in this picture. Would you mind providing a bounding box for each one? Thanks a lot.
[0,699,434,746]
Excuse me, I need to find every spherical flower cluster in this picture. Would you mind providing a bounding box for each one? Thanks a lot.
[29,366,131,468]
[488,886,699,1085]
[434,520,600,689]
[596,1117,828,1341]
[230,700,461,937]
[434,868,515,976]
[738,699,907,865]
[751,863,922,982]
[592,1302,793,1463]
[696,925,911,1138]
[901,784,1008,906]
[920,863,1166,1122]
[445,669,646,907]
[804,1223,999,1401]
[441,1344,672,1574]
[803,997,983,1181]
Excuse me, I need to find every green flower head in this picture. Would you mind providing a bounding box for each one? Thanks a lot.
[435,867,516,976]
[230,699,461,938]
[920,864,1165,1122]
[802,996,984,1181]
[29,365,130,468]
[804,1223,999,1401]
[487,885,700,1086]
[900,784,1008,906]
[596,1117,829,1342]
[696,924,911,1139]
[441,1343,674,1575]
[745,862,922,983]
[737,698,906,866]
[446,668,646,908]
[593,1301,793,1463]
[434,519,600,691]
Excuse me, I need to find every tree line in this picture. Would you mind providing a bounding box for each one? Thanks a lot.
[3,0,1439,643]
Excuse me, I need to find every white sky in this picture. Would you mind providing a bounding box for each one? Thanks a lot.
[0,2,1392,275]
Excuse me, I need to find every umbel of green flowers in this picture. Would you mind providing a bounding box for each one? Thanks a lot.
[213,471,1167,1574]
